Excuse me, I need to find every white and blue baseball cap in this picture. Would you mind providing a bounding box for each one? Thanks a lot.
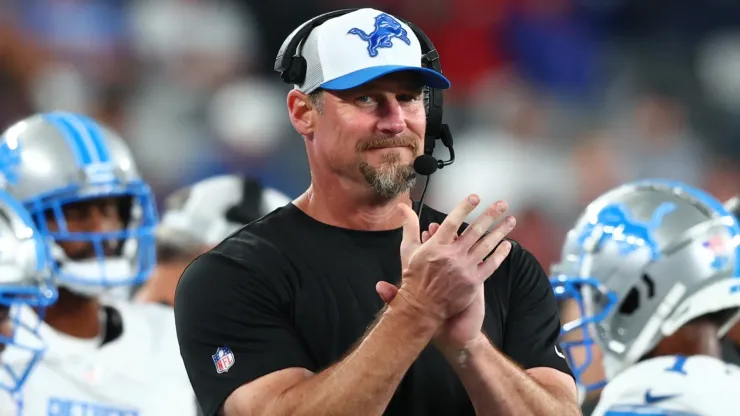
[291,8,451,94]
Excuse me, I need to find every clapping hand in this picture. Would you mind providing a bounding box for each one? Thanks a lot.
[379,195,515,350]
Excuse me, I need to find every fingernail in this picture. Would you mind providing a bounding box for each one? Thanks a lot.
[496,201,508,213]
[506,216,516,226]
[468,195,480,205]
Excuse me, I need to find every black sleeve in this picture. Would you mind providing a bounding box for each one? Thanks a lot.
[174,251,315,416]
[501,244,574,378]
[195,396,204,416]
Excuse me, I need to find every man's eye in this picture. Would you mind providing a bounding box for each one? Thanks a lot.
[398,94,421,102]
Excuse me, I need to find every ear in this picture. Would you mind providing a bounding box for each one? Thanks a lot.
[287,89,315,137]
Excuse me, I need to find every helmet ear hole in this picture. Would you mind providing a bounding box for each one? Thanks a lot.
[619,288,640,315]
[618,274,657,316]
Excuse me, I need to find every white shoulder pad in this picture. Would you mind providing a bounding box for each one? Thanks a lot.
[593,355,740,416]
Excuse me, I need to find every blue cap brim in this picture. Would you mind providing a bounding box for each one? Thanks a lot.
[320,65,451,91]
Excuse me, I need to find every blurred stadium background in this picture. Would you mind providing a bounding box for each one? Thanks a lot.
[2,0,740,269]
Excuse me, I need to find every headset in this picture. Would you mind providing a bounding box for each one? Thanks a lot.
[274,9,456,216]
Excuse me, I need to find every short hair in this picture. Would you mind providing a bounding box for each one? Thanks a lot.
[308,89,324,114]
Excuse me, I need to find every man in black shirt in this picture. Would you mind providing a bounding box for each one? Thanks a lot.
[174,7,577,416]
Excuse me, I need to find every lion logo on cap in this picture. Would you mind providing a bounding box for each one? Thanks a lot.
[348,13,412,58]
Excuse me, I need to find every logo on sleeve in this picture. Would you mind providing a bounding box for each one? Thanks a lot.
[213,346,235,374]
[644,389,680,404]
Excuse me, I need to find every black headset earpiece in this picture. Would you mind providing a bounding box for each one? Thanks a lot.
[403,19,454,176]
[224,178,264,225]
[275,9,358,85]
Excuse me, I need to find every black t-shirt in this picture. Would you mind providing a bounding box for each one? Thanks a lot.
[174,203,573,416]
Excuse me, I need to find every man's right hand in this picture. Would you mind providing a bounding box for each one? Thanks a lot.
[395,194,515,325]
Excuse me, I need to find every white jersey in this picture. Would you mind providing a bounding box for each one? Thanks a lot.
[0,301,198,416]
[593,355,740,416]
[0,392,17,416]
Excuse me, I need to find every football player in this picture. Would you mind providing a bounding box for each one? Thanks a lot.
[135,175,291,306]
[551,179,740,415]
[722,195,740,366]
[0,112,198,415]
[0,190,57,415]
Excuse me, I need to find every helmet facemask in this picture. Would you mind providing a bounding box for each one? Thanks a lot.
[27,181,157,298]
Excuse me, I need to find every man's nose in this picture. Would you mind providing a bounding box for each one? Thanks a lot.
[376,99,406,136]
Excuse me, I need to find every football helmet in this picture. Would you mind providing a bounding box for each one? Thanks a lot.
[726,194,740,219]
[0,189,56,394]
[550,179,740,393]
[0,112,158,297]
[156,175,291,253]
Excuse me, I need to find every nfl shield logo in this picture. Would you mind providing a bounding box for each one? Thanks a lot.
[212,346,235,374]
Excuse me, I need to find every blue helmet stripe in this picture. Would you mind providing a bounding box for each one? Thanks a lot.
[55,112,102,163]
[67,113,111,163]
[42,113,94,165]
[632,179,740,275]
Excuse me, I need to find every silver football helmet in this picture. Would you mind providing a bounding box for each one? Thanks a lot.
[0,112,158,298]
[0,189,56,394]
[156,175,291,253]
[550,179,740,392]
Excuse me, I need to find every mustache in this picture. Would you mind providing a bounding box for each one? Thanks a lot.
[357,136,420,153]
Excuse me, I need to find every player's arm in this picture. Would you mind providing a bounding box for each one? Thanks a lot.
[442,244,580,416]
[224,298,436,416]
[175,251,439,416]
